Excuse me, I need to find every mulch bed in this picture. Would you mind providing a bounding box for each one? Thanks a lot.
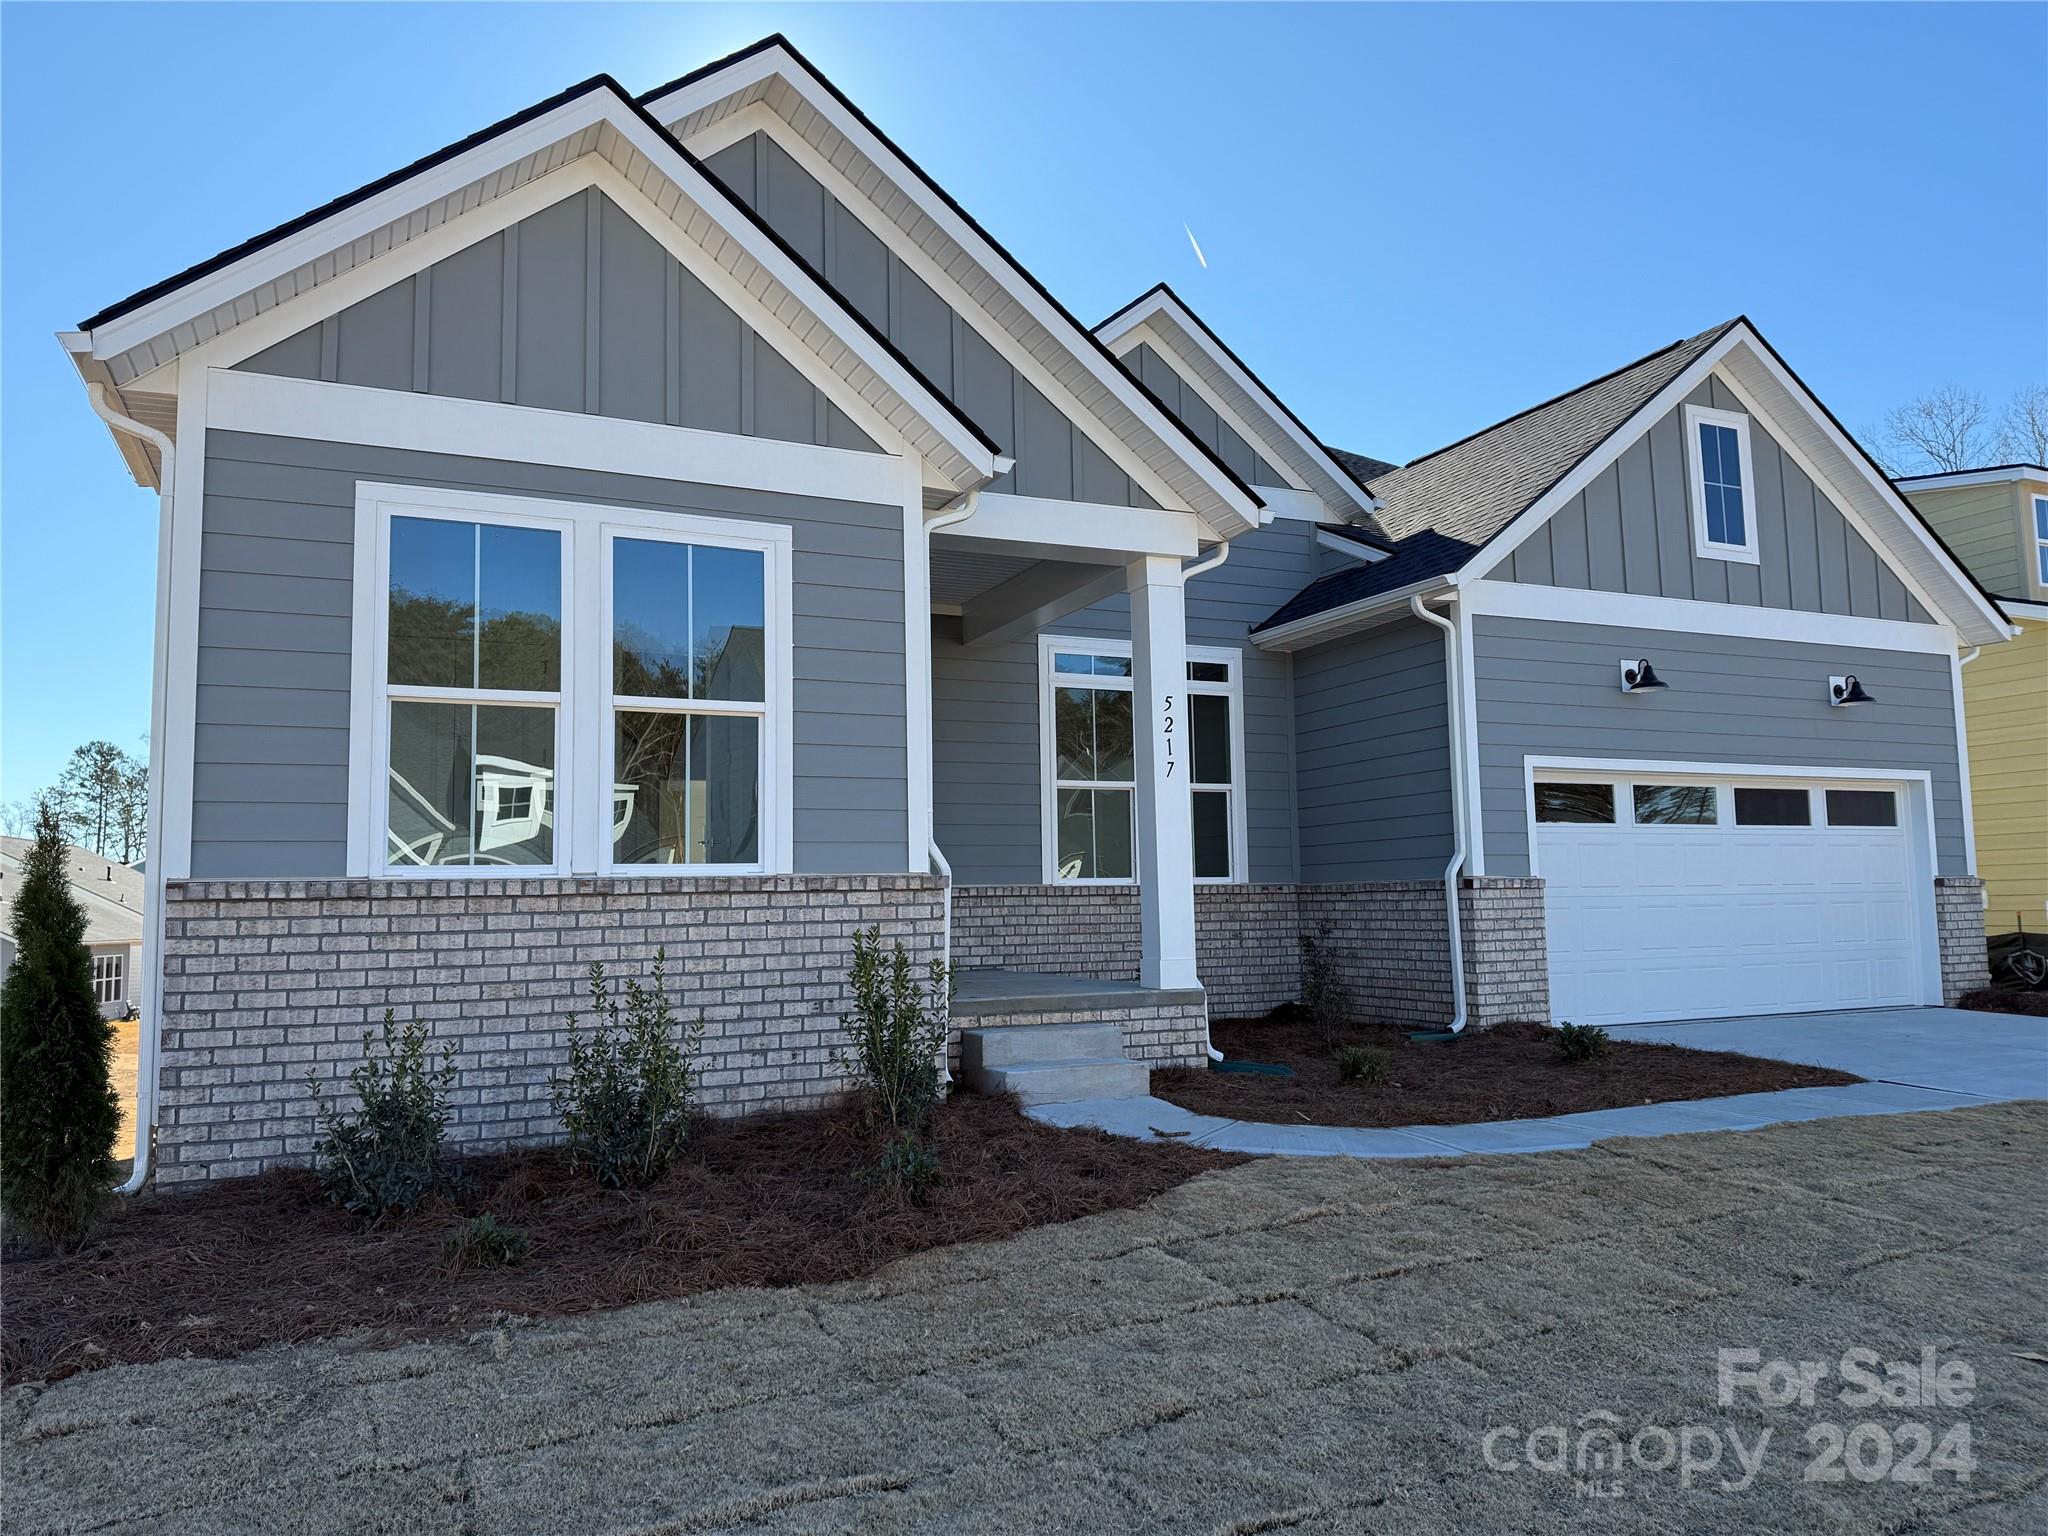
[1,1093,1244,1387]
[1960,987,2048,1017]
[1152,1015,1862,1130]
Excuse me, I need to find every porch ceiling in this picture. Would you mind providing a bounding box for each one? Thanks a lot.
[930,546,1041,606]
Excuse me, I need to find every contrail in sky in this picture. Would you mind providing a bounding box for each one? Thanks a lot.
[1184,223,1208,269]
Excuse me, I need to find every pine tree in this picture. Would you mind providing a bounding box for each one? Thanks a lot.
[1,804,120,1247]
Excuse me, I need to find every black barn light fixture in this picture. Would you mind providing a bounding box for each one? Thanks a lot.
[1619,657,1668,694]
[1829,674,1875,707]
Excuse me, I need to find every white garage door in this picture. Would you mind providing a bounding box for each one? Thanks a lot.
[1537,775,1923,1026]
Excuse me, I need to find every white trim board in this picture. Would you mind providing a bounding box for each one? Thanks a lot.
[1106,319,1313,495]
[1459,579,1963,656]
[1894,465,2048,492]
[1683,403,1761,565]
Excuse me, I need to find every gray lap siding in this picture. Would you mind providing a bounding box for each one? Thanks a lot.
[193,430,910,878]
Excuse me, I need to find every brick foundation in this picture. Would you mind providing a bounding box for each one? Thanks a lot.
[1935,877,1990,1003]
[157,875,943,1186]
[954,879,1549,1030]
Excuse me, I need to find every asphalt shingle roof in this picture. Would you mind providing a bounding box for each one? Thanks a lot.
[1254,321,1739,633]
[0,836,145,947]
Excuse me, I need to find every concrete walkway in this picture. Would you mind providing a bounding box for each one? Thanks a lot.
[1029,1005,2048,1157]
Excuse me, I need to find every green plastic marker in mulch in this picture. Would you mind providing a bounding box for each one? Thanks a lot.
[1209,1058,1295,1077]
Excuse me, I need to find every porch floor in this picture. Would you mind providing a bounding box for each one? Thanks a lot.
[952,968,1204,1017]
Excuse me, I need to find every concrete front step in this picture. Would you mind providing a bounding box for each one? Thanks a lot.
[959,1022,1152,1106]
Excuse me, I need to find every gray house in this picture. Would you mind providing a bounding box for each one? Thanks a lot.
[64,37,2011,1185]
[0,837,146,1021]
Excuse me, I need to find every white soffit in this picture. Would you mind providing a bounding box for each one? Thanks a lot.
[645,49,1266,539]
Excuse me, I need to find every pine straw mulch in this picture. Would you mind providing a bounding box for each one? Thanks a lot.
[1152,1015,1862,1130]
[1960,986,2048,1017]
[1,1093,1245,1387]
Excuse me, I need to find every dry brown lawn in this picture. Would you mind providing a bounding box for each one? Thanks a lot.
[7,1103,2044,1535]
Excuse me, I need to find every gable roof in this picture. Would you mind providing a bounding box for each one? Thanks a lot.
[1894,463,2048,491]
[1254,318,2013,647]
[0,837,145,948]
[639,36,1265,537]
[65,73,1008,496]
[1094,283,1380,522]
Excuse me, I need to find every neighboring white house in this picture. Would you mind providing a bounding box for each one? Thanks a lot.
[0,836,147,1020]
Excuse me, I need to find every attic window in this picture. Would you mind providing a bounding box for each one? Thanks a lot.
[1684,404,1759,565]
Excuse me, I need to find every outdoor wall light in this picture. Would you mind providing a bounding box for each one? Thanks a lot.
[1619,657,1668,693]
[1828,674,1875,707]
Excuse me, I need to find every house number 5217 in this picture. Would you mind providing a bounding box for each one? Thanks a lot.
[1162,693,1176,777]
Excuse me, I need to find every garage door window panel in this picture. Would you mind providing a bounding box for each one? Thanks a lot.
[1734,787,1812,826]
[1536,782,1616,823]
[1632,784,1718,826]
[1825,789,1898,828]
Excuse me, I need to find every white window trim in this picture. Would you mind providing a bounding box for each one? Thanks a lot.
[349,483,793,879]
[1684,404,1761,565]
[2030,494,2048,597]
[1036,634,1247,886]
[93,953,126,1005]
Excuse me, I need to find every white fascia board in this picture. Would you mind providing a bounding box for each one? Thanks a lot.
[1896,466,2048,492]
[645,49,1265,536]
[1100,295,1379,519]
[1459,578,1963,656]
[944,491,1200,562]
[60,336,162,488]
[1108,320,1312,495]
[2000,599,2048,623]
[1315,527,1389,563]
[206,368,914,504]
[1249,576,1457,652]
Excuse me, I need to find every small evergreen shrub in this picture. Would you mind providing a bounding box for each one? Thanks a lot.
[308,1011,456,1223]
[867,1128,940,1205]
[1297,930,1354,1047]
[0,806,120,1248]
[837,926,950,1133]
[551,950,703,1188]
[442,1212,530,1272]
[1554,1021,1612,1063]
[1335,1044,1389,1086]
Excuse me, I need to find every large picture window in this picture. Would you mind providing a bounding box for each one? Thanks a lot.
[355,485,790,877]
[1039,638,1244,884]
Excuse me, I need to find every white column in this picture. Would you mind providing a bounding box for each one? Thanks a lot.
[1127,554,1198,990]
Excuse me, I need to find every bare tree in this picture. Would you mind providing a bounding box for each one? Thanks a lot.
[1997,384,2048,466]
[1870,385,1995,475]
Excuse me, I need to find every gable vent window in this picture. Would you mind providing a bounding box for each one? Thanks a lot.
[1685,405,1760,565]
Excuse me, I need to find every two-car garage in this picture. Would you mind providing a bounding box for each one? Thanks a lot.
[1535,769,1932,1026]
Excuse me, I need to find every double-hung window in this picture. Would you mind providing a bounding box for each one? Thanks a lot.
[357,485,790,877]
[2033,494,2048,591]
[1685,404,1760,564]
[1039,637,1245,884]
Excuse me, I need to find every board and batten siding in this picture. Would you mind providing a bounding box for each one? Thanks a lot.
[236,186,878,455]
[1123,342,1290,490]
[1292,618,1455,883]
[1469,615,1968,877]
[1502,377,1933,623]
[703,131,1156,510]
[931,519,1315,885]
[194,431,908,878]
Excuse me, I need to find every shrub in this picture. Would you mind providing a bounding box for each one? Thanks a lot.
[1554,1021,1612,1063]
[867,1128,940,1205]
[837,926,950,1132]
[1298,930,1354,1047]
[442,1212,530,1272]
[0,806,120,1248]
[552,950,704,1189]
[308,1010,456,1223]
[1335,1044,1389,1086]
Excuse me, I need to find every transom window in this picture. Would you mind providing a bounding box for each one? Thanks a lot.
[2033,495,2047,589]
[1685,404,1760,564]
[356,485,790,877]
[1039,638,1245,884]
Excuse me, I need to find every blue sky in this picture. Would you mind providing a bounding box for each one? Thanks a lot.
[4,2,2043,805]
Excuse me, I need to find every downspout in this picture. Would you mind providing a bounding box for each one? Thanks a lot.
[923,489,982,1082]
[1181,539,1230,1059]
[1958,645,1983,913]
[86,383,172,1195]
[1409,593,1469,1036]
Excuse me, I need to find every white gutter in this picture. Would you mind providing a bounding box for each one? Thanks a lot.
[1251,575,1455,652]
[1408,593,1469,1035]
[85,383,172,1195]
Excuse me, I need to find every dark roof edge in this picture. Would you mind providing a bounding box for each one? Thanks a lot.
[1894,462,2048,483]
[1096,281,1380,507]
[640,38,1263,513]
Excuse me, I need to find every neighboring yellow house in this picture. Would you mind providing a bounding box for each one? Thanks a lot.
[1899,464,2048,938]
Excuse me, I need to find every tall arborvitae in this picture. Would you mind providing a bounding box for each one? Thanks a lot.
[1,805,120,1247]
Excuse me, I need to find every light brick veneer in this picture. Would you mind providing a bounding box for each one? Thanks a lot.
[157,875,943,1186]
[1935,877,1990,1003]
[955,879,1549,1030]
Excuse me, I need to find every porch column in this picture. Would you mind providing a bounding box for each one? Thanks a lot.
[1127,554,1199,990]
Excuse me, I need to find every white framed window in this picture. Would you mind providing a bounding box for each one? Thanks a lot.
[352,484,792,878]
[1684,404,1760,564]
[92,953,125,1006]
[1037,636,1246,884]
[2032,494,2047,592]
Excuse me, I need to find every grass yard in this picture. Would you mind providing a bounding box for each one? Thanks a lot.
[1152,1016,1861,1129]
[1,1093,1242,1387]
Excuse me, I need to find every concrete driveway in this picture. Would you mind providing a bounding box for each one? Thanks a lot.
[7,1103,2044,1534]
